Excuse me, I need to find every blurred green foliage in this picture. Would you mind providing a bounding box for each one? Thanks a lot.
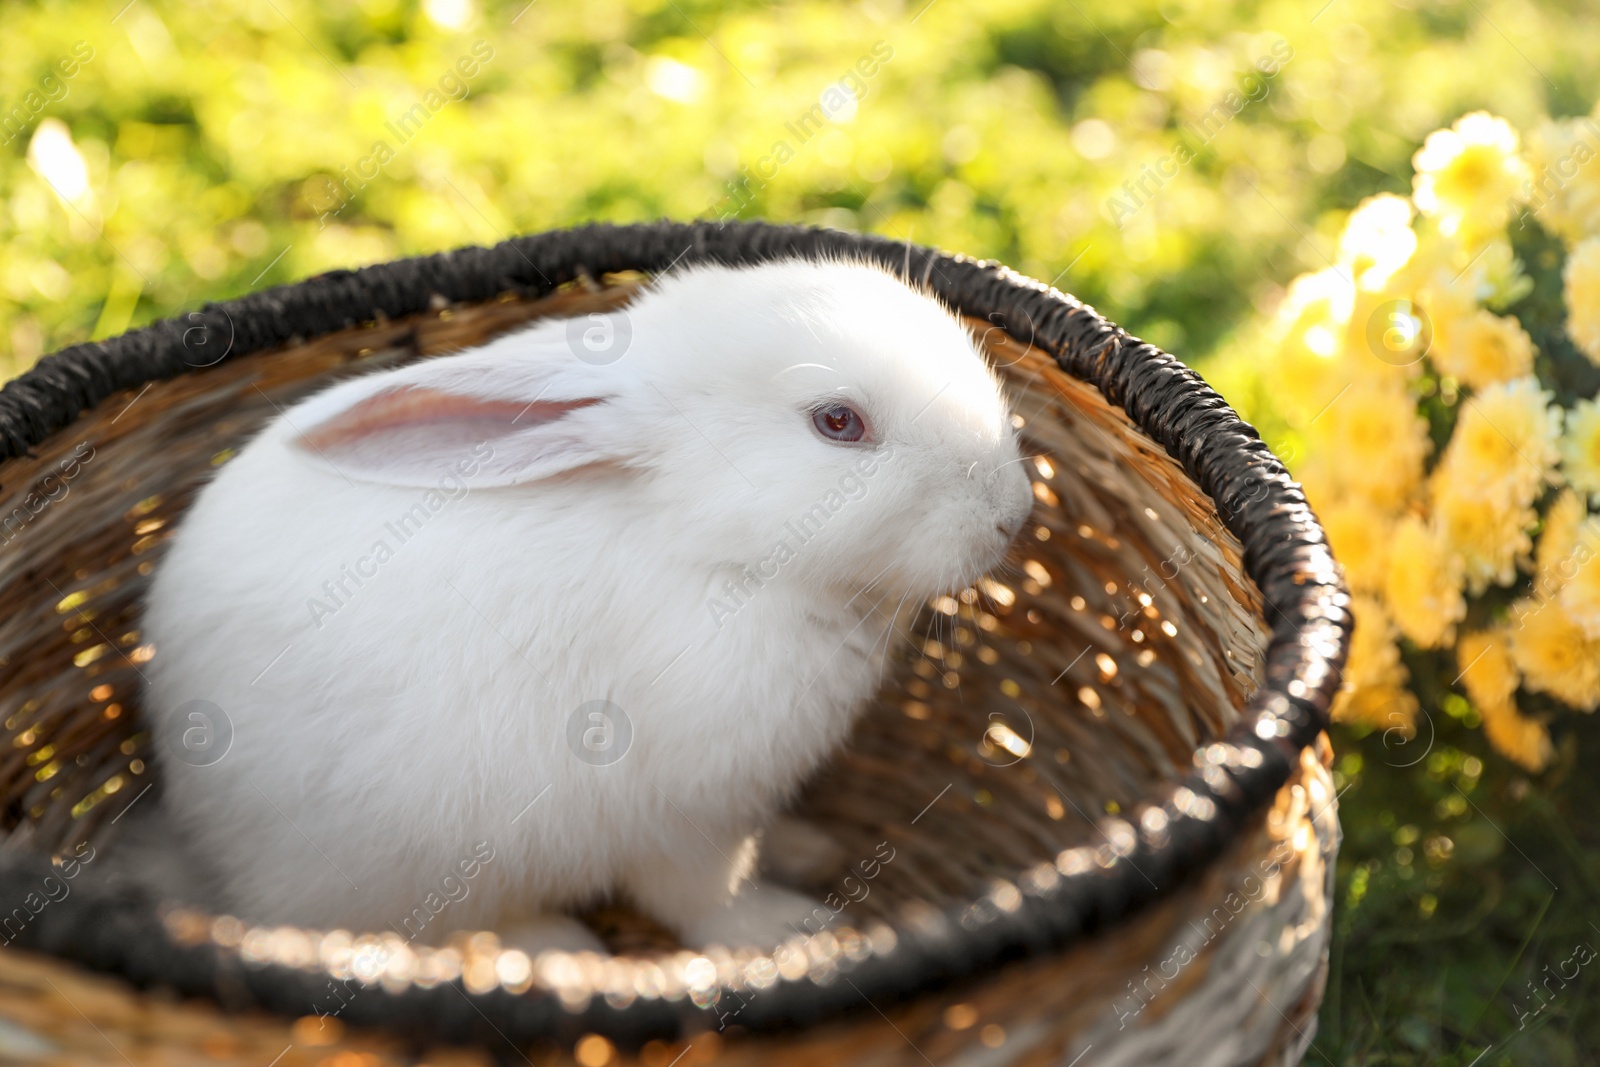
[2,0,1599,380]
[1322,711,1600,1065]
[5,0,1600,1062]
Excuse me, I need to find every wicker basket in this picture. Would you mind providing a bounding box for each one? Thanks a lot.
[0,221,1348,1067]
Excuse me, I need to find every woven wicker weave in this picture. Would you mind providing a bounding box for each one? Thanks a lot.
[0,222,1348,1066]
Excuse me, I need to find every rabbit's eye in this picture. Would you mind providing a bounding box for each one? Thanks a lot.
[812,402,870,444]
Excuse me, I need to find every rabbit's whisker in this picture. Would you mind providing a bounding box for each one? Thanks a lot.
[774,362,838,378]
[990,453,1037,476]
[788,585,900,715]
[875,577,922,689]
[843,558,898,613]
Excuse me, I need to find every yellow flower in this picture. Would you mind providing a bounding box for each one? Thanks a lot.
[1472,238,1535,310]
[1336,683,1421,738]
[1457,628,1519,708]
[1404,231,1480,319]
[1339,193,1417,292]
[1560,398,1600,504]
[1385,515,1466,647]
[1344,594,1410,690]
[1432,476,1537,593]
[1453,628,1551,773]
[1523,115,1600,246]
[1535,488,1588,596]
[1272,344,1348,428]
[1320,498,1395,594]
[1479,698,1553,772]
[1312,382,1431,509]
[1557,520,1600,639]
[1412,112,1531,241]
[1293,460,1341,518]
[1271,267,1356,345]
[1564,237,1600,366]
[1437,377,1561,507]
[1268,267,1356,420]
[1508,595,1600,711]
[1407,233,1530,318]
[1344,288,1427,390]
[1428,378,1557,592]
[1429,309,1535,391]
[1332,596,1418,736]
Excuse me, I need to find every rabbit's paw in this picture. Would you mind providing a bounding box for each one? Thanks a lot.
[759,816,847,886]
[682,884,828,950]
[498,914,607,955]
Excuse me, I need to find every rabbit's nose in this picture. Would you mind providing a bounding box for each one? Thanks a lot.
[993,469,1033,540]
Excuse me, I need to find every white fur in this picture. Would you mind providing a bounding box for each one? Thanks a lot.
[142,260,1033,948]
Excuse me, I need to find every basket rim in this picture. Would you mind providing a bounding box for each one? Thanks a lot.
[0,220,1349,1049]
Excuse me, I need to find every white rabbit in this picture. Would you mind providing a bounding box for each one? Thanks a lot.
[142,258,1034,951]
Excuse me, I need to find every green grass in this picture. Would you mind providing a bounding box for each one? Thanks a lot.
[1323,712,1600,1064]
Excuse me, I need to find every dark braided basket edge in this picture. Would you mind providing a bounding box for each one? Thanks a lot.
[0,220,1349,1050]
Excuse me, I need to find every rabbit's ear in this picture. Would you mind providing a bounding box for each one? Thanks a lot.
[287,348,633,488]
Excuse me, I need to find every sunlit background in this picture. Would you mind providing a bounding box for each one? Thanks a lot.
[6,0,1600,1061]
[0,0,1595,375]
